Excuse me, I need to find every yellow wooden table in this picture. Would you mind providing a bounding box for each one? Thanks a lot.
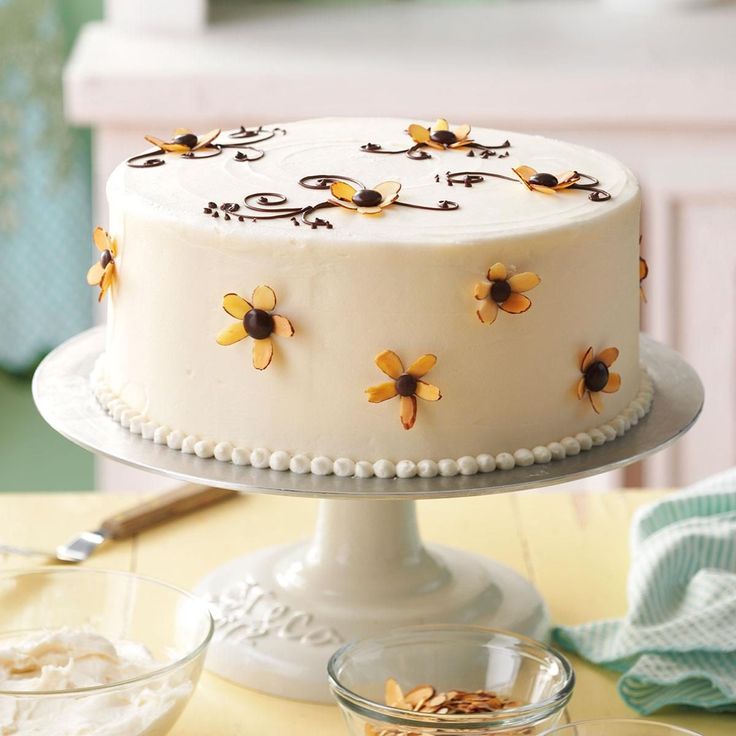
[0,490,732,735]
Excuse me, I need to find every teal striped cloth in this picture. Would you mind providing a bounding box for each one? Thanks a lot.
[553,469,736,715]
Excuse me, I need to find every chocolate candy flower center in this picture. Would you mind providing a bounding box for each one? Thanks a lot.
[528,172,559,188]
[395,373,418,397]
[490,280,511,303]
[173,133,199,149]
[584,361,609,393]
[244,309,274,340]
[100,249,113,269]
[351,189,384,208]
[430,130,457,145]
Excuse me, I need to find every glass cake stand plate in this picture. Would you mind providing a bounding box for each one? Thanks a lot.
[33,328,703,703]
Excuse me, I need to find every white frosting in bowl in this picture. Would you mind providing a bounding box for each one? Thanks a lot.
[0,628,192,736]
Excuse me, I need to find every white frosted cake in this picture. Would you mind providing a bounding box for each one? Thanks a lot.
[89,117,652,479]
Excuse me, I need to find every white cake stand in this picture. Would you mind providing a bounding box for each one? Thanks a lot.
[33,328,702,703]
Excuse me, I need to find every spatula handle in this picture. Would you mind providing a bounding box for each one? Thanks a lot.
[100,484,234,540]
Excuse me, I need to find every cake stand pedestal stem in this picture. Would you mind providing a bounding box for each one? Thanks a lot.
[197,497,548,702]
[279,499,449,598]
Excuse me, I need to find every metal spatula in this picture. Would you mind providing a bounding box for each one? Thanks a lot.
[0,484,235,563]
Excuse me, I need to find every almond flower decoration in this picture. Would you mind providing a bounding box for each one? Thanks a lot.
[474,263,541,325]
[512,166,580,193]
[365,351,441,430]
[216,285,294,370]
[408,118,473,150]
[86,227,117,302]
[577,346,621,414]
[329,181,401,215]
[640,256,649,302]
[144,127,221,155]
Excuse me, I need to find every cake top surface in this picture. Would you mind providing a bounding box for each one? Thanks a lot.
[109,117,638,245]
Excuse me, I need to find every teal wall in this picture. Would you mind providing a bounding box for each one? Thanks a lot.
[0,0,103,491]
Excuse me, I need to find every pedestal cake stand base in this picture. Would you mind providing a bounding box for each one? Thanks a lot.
[33,329,703,703]
[198,499,546,703]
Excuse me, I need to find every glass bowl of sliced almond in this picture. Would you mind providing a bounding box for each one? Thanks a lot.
[327,625,574,736]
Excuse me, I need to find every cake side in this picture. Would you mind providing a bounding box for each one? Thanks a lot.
[95,117,646,478]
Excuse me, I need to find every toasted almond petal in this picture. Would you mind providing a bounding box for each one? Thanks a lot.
[86,261,104,286]
[400,395,417,430]
[425,140,444,151]
[576,376,586,400]
[508,272,541,293]
[487,262,507,281]
[93,226,110,253]
[195,128,221,150]
[252,336,273,370]
[498,292,531,314]
[580,346,594,372]
[415,381,441,402]
[252,284,277,311]
[160,143,191,153]
[529,183,556,194]
[589,391,604,414]
[173,127,191,136]
[144,135,170,150]
[408,124,431,144]
[331,180,357,202]
[598,346,619,367]
[385,678,405,708]
[556,170,580,185]
[365,381,398,403]
[329,198,358,211]
[357,206,383,215]
[477,299,498,325]
[449,140,472,149]
[375,350,404,379]
[474,281,491,300]
[602,371,621,393]
[454,123,471,141]
[407,353,437,379]
[216,321,248,346]
[434,118,449,131]
[100,262,115,291]
[271,314,294,337]
[640,256,649,281]
[223,293,251,320]
[512,165,536,187]
[373,180,402,204]
[405,685,435,706]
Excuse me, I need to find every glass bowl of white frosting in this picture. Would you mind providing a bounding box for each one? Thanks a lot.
[0,568,213,736]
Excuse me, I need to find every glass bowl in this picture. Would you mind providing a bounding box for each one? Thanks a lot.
[541,720,703,735]
[0,568,213,736]
[328,624,575,735]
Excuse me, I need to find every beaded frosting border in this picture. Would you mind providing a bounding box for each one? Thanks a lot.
[90,355,653,480]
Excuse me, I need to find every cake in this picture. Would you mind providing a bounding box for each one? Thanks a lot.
[89,117,652,479]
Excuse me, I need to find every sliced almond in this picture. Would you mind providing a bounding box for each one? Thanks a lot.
[404,685,434,707]
[384,678,406,708]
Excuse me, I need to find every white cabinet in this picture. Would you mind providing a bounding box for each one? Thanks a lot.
[65,2,736,491]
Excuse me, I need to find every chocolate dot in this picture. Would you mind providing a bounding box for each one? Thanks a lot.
[100,249,113,269]
[173,133,199,149]
[352,189,383,208]
[490,280,511,303]
[529,172,559,188]
[395,373,417,397]
[430,130,457,145]
[584,361,609,393]
[244,309,274,340]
